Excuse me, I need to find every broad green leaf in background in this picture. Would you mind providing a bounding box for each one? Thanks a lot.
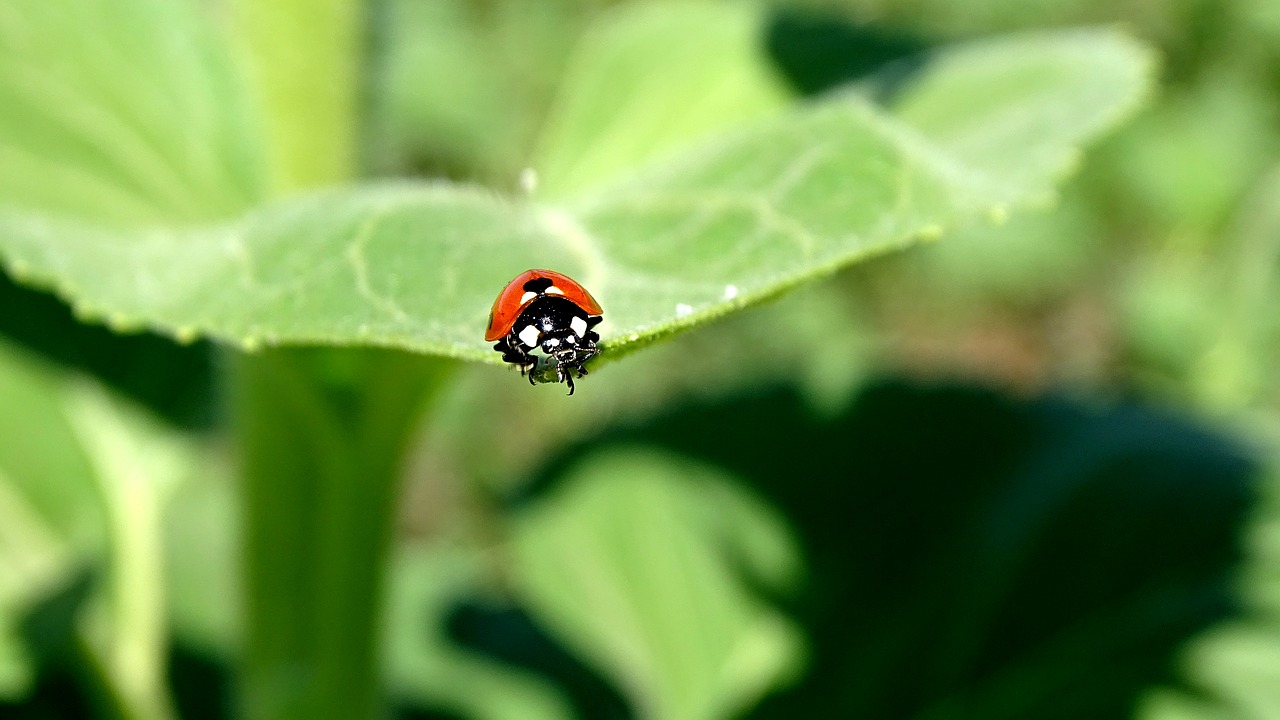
[530,1,792,198]
[227,0,359,192]
[0,0,264,225]
[0,11,1154,364]
[888,28,1152,208]
[1139,467,1280,720]
[1104,68,1278,234]
[370,0,592,183]
[511,448,802,720]
[163,453,239,657]
[0,341,104,699]
[63,378,190,720]
[384,547,573,720]
[0,340,193,719]
[1122,163,1280,412]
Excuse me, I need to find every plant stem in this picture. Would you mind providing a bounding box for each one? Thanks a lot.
[233,348,451,720]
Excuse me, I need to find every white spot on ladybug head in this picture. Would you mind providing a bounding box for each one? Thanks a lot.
[569,315,588,336]
[520,291,537,304]
[723,284,738,300]
[543,336,561,348]
[518,325,541,348]
[545,285,565,296]
[675,303,693,318]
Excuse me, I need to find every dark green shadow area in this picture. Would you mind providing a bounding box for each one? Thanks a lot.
[0,571,102,720]
[444,602,632,720]
[484,380,1258,720]
[764,9,931,100]
[0,273,217,429]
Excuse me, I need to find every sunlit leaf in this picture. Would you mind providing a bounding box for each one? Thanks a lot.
[0,0,264,225]
[511,449,801,720]
[530,1,792,198]
[0,341,192,713]
[384,546,573,720]
[0,3,1153,364]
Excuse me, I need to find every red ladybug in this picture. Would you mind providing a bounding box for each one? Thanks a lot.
[486,269,603,395]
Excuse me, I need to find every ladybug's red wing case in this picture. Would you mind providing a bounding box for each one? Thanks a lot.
[484,269,601,341]
[485,269,604,395]
[485,271,534,342]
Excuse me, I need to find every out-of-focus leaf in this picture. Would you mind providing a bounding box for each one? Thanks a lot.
[0,27,1153,362]
[1105,70,1277,233]
[901,187,1100,301]
[552,383,1257,720]
[1139,466,1280,720]
[0,0,264,225]
[889,28,1153,209]
[510,449,802,720]
[61,380,188,720]
[226,0,358,192]
[384,546,573,720]
[0,342,103,699]
[370,0,589,182]
[530,1,792,198]
[163,455,238,657]
[0,340,192,716]
[1121,163,1280,412]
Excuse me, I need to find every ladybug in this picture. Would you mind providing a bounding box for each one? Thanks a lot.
[486,269,603,395]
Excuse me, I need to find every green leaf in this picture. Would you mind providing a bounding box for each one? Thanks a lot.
[226,0,360,192]
[890,28,1153,207]
[0,21,1154,363]
[510,448,802,720]
[370,0,589,183]
[61,380,188,720]
[0,0,265,225]
[0,342,103,699]
[384,546,574,720]
[530,1,792,198]
[0,340,189,717]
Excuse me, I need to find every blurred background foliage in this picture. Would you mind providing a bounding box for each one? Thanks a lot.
[1,0,1279,719]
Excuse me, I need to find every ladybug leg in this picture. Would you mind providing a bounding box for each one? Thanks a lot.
[495,332,536,377]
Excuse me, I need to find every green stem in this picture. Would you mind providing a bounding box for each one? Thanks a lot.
[233,348,451,720]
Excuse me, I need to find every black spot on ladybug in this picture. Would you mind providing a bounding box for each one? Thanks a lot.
[523,277,555,294]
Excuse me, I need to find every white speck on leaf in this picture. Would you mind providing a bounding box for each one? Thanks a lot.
[519,168,539,195]
[675,303,693,317]
[723,284,738,300]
